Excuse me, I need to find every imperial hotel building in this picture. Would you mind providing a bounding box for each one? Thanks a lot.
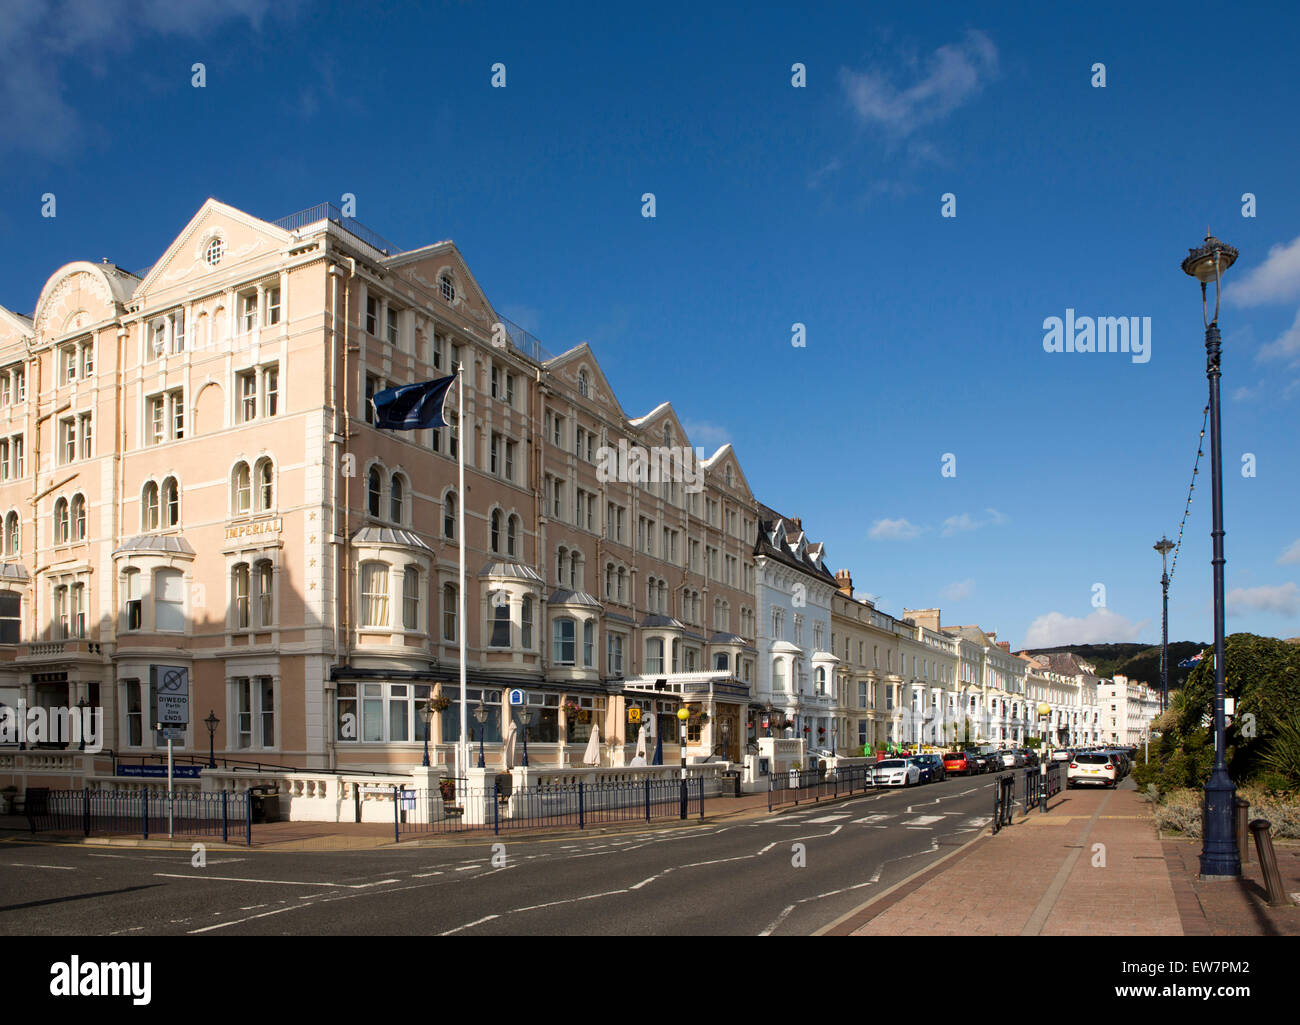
[0,199,760,776]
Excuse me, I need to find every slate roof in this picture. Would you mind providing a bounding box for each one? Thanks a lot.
[753,503,837,585]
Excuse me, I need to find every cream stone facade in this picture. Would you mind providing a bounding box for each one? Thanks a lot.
[0,200,760,779]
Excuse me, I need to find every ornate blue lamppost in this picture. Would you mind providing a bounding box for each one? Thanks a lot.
[1181,233,1240,878]
[1154,537,1175,714]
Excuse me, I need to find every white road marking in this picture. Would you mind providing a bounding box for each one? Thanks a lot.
[903,815,945,827]
[5,863,76,870]
[189,905,303,934]
[154,873,400,889]
[852,814,891,824]
[439,915,499,936]
[804,814,850,824]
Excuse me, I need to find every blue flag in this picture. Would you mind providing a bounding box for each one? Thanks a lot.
[373,376,455,431]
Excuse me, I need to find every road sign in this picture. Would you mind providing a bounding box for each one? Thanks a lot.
[162,728,186,742]
[152,665,190,726]
[508,688,524,707]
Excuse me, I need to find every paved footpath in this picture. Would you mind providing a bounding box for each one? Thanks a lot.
[823,784,1300,936]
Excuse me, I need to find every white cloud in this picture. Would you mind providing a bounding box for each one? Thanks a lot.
[1230,234,1300,307]
[1279,540,1300,566]
[940,508,1007,537]
[1226,582,1300,617]
[839,30,998,137]
[941,578,974,601]
[1255,307,1300,365]
[681,419,732,451]
[0,0,291,158]
[1022,609,1148,648]
[869,518,924,541]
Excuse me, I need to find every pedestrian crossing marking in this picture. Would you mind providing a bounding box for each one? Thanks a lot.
[902,815,944,827]
[804,814,850,824]
[852,814,891,824]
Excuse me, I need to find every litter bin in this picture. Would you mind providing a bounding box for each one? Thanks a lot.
[250,785,281,824]
[721,770,741,798]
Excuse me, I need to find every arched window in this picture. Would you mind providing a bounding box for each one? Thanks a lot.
[255,559,274,627]
[583,619,594,667]
[4,512,17,555]
[360,561,389,627]
[714,651,730,672]
[725,465,733,487]
[443,492,456,540]
[232,563,250,629]
[390,474,405,523]
[556,546,568,586]
[815,667,826,694]
[773,659,787,691]
[521,596,533,649]
[439,274,455,303]
[54,497,69,545]
[490,509,502,554]
[506,515,519,557]
[578,370,589,398]
[569,551,582,591]
[657,581,666,614]
[71,495,86,541]
[232,462,251,514]
[368,466,383,518]
[256,458,274,511]
[162,478,179,527]
[442,583,457,641]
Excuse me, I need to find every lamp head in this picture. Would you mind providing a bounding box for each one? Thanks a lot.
[676,706,691,722]
[1181,233,1237,283]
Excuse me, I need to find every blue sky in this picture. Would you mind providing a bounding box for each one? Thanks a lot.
[3,1,1300,653]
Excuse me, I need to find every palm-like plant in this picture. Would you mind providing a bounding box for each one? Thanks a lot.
[1261,710,1300,787]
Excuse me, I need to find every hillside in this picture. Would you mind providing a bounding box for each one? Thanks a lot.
[1020,641,1210,683]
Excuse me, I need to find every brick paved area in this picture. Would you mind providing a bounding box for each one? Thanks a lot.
[840,787,1183,935]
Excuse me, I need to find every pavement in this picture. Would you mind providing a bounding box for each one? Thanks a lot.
[820,782,1300,937]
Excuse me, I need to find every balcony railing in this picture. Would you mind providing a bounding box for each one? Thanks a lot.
[272,203,404,257]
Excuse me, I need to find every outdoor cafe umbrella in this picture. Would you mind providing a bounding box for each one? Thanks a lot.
[630,724,648,766]
[502,722,518,770]
[582,724,602,766]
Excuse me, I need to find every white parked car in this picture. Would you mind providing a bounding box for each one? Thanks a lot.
[1067,753,1118,788]
[870,758,920,787]
[1000,750,1025,769]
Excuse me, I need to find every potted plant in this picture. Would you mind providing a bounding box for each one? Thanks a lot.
[562,700,581,719]
[437,777,458,803]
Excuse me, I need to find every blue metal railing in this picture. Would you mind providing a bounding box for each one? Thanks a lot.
[392,777,704,840]
[26,786,251,845]
[768,765,877,810]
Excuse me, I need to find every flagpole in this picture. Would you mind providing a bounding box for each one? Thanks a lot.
[457,362,468,783]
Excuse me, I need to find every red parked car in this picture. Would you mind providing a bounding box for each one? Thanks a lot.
[942,750,980,776]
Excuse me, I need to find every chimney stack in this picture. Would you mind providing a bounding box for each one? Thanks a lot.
[834,569,853,597]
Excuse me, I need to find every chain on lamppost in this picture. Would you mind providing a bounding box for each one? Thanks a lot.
[204,709,219,768]
[473,702,488,768]
[1181,231,1241,878]
[1154,536,1175,714]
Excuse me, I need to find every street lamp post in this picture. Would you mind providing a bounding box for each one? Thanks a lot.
[77,696,87,751]
[1154,536,1175,714]
[473,702,488,769]
[204,710,219,768]
[420,700,433,768]
[518,706,536,768]
[1181,232,1241,879]
[676,705,691,780]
